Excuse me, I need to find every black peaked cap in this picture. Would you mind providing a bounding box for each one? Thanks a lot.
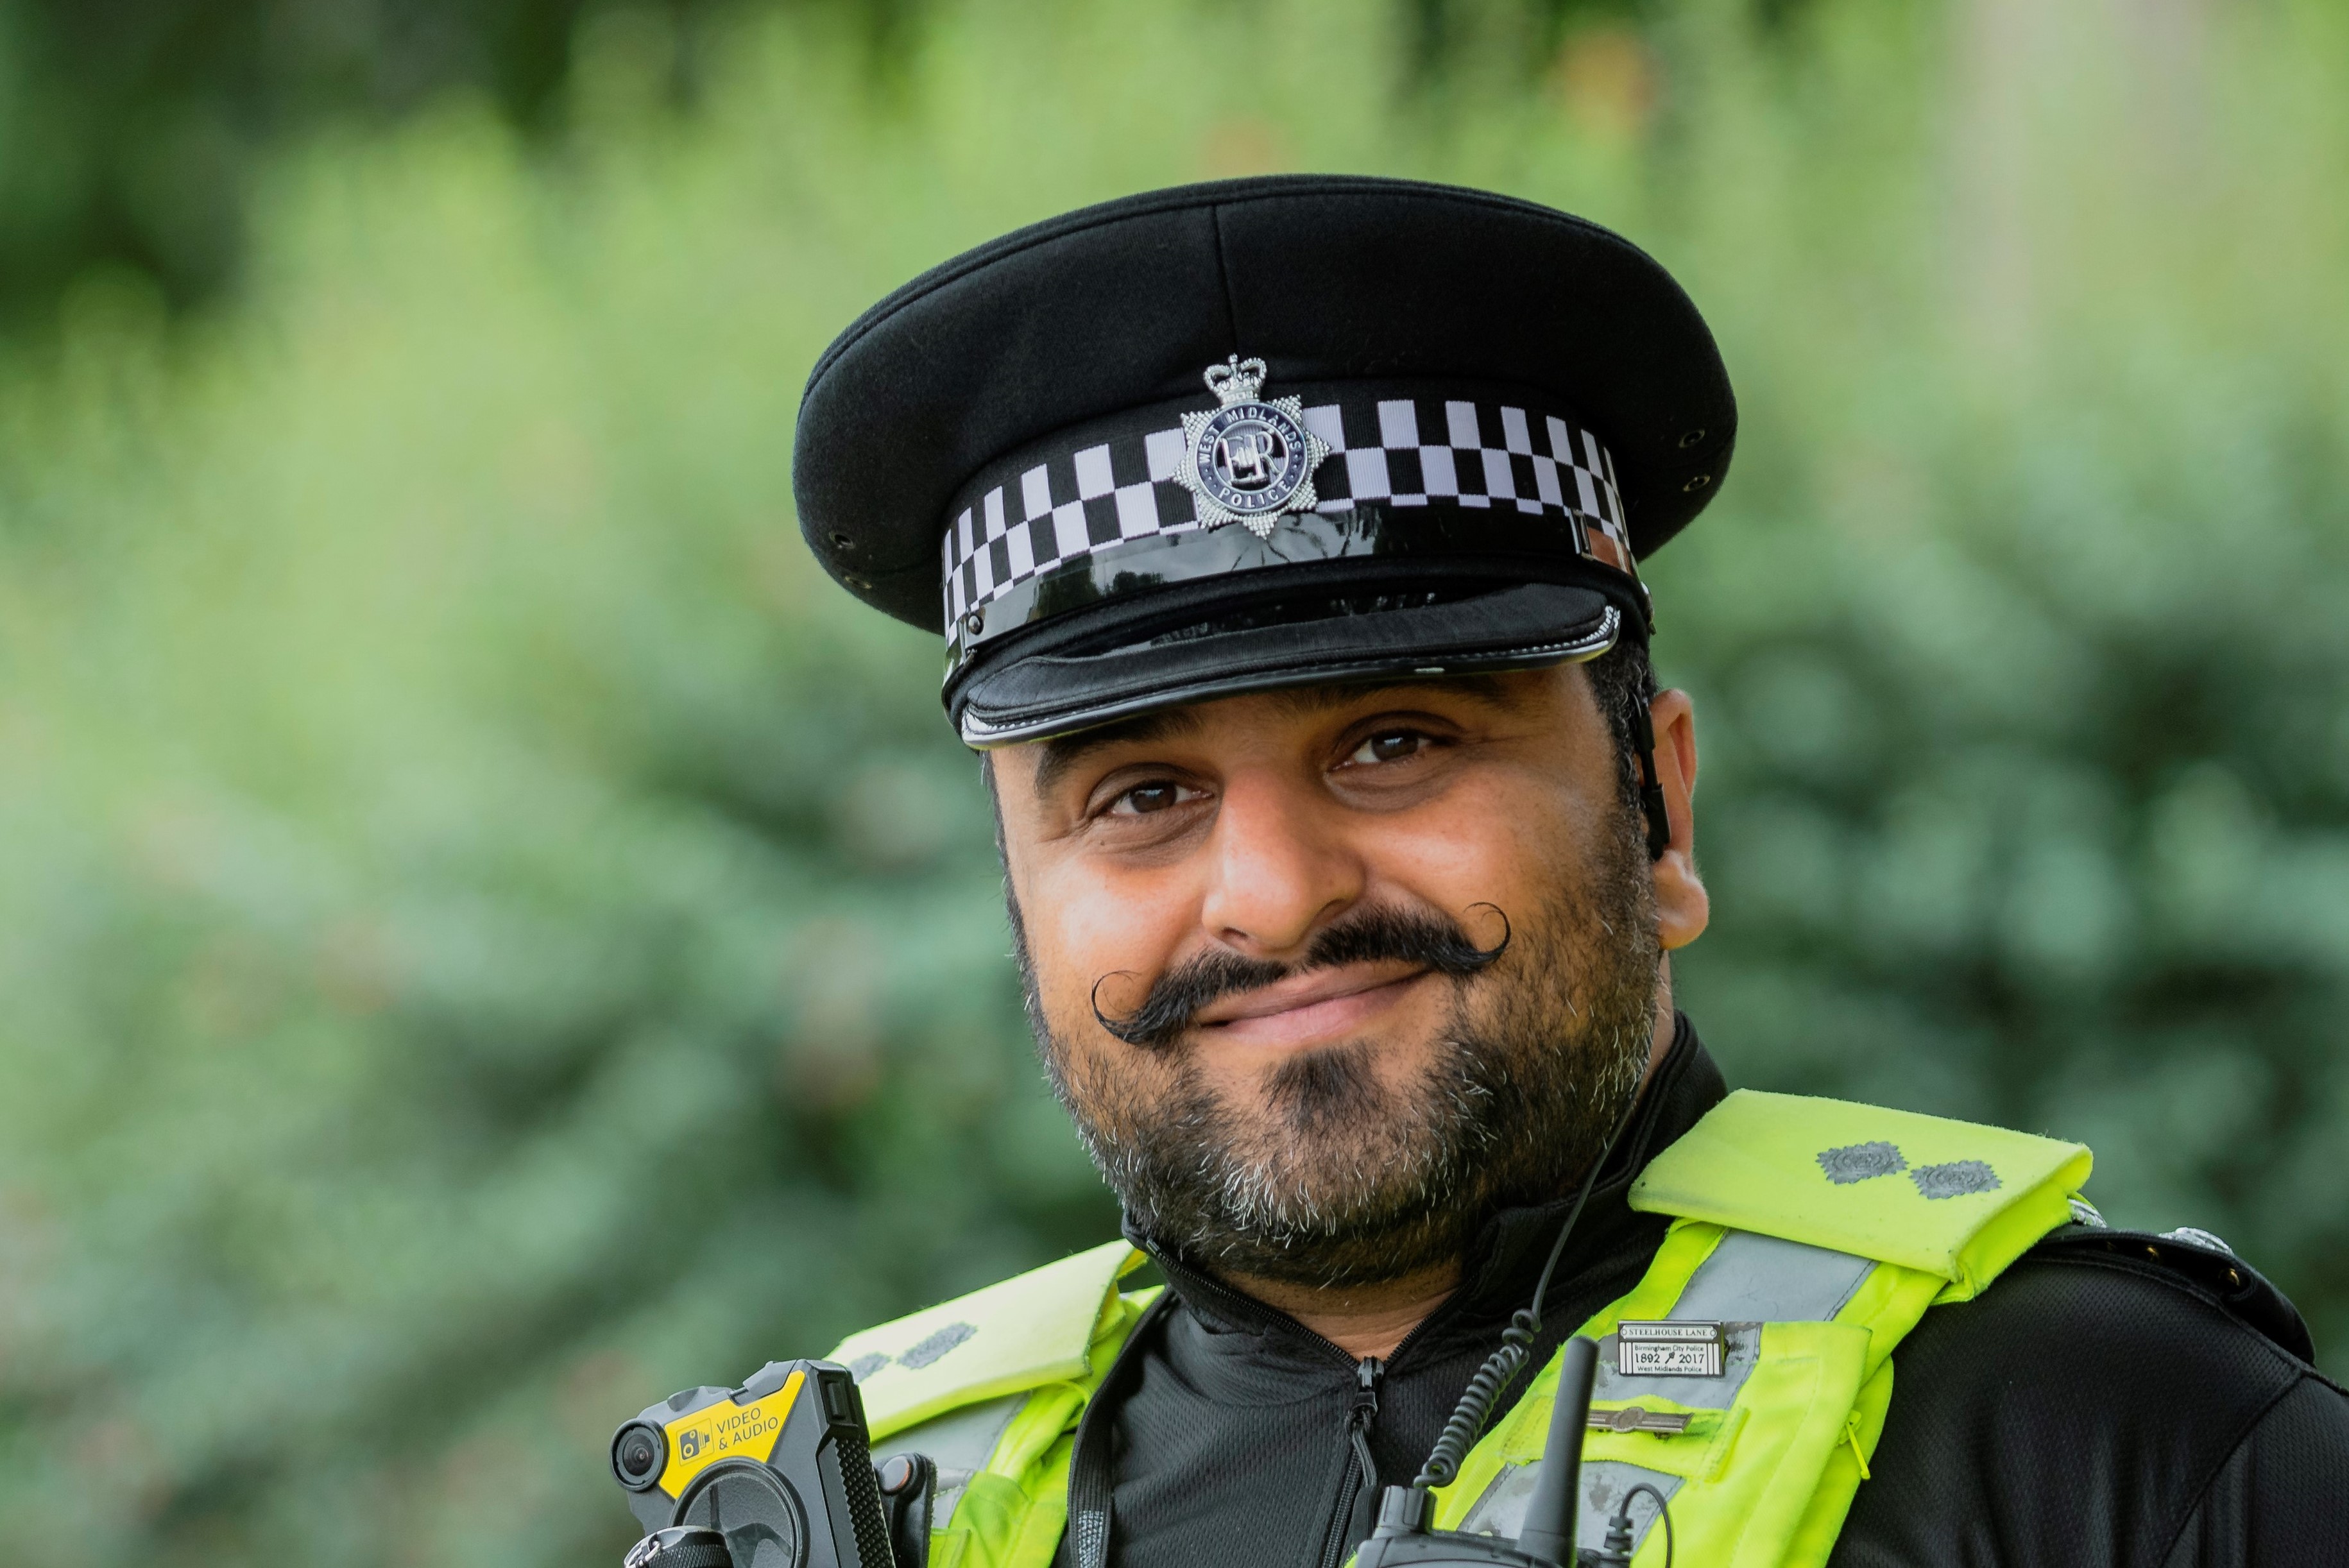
[798,176,1738,742]
[795,175,1735,631]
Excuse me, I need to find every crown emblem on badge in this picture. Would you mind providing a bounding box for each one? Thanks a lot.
[1175,355,1331,538]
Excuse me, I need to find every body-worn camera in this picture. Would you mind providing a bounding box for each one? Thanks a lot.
[611,1359,898,1568]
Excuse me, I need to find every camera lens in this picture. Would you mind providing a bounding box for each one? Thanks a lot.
[612,1422,668,1490]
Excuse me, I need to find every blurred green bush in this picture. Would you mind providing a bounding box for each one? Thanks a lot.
[0,1,2344,1563]
[0,0,767,325]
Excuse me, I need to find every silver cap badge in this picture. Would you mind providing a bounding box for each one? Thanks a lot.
[1174,355,1332,538]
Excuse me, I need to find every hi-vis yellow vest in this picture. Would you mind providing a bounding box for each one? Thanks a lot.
[830,1092,2094,1568]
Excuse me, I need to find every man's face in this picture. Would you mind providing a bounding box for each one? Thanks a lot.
[989,663,1707,1289]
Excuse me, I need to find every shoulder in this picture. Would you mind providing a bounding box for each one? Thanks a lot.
[1834,1223,2348,1567]
[2024,1222,2318,1363]
[1908,1223,2331,1415]
[826,1240,1147,1441]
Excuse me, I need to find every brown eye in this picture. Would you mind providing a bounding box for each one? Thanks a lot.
[1346,731,1426,766]
[1111,781,1193,815]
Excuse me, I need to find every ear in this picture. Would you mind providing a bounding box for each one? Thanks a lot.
[1646,688,1708,951]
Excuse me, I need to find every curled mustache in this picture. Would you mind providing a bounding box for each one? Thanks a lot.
[1090,903,1512,1052]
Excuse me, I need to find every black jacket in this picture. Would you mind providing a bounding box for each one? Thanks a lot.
[1060,1019,2349,1568]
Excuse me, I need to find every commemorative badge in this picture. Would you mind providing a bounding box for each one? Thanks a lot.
[1175,355,1332,538]
[1615,1320,1726,1377]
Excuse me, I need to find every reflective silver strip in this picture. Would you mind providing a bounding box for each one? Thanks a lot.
[1674,1231,1876,1322]
[1580,1463,1678,1556]
[1459,1458,1681,1556]
[881,1392,1026,1530]
[1459,1229,1877,1546]
[1590,1231,1877,1408]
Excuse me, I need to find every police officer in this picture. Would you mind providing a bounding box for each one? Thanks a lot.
[794,177,2349,1567]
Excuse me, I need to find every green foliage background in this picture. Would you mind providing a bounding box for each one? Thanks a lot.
[2,1,2346,1562]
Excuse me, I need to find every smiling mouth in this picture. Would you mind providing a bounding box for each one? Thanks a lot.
[1192,962,1437,1046]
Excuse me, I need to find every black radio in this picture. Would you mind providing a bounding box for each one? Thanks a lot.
[1354,1335,1671,1568]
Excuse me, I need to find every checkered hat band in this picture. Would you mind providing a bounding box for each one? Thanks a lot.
[938,396,1630,637]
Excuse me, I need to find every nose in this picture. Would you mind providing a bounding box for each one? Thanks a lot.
[1197,766,1364,960]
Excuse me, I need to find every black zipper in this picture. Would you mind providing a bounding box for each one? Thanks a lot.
[1135,1254,1466,1568]
[1322,1356,1386,1568]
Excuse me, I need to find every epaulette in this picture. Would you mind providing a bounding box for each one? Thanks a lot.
[2029,1222,2314,1363]
[828,1240,1145,1440]
[1630,1089,2093,1299]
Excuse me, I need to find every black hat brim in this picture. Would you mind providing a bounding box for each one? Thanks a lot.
[951,576,1623,746]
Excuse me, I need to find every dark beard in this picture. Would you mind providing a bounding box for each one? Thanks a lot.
[1012,807,1661,1290]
